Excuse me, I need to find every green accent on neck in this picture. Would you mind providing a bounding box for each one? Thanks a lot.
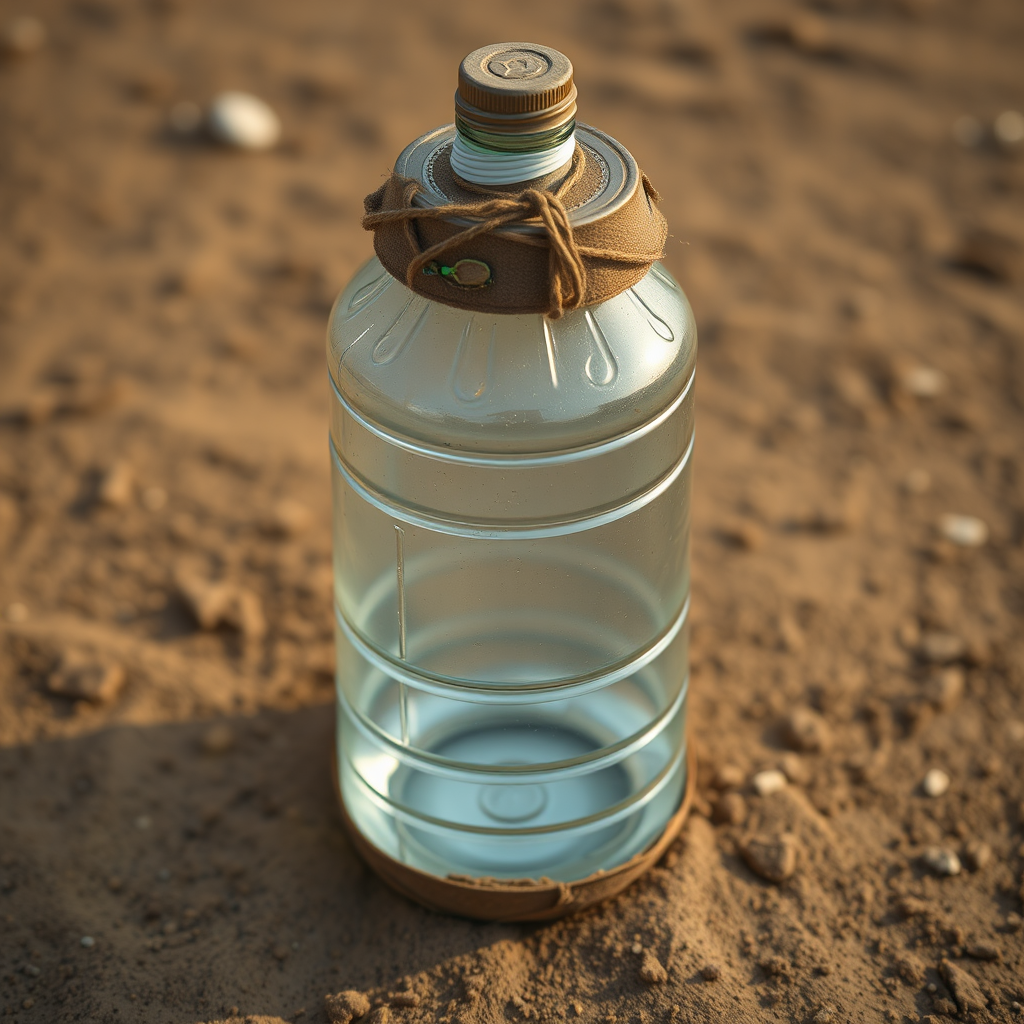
[455,117,575,155]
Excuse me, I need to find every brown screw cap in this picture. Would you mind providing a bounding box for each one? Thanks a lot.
[456,42,577,140]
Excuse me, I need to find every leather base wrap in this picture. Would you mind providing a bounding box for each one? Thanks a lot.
[363,125,668,318]
[331,740,695,923]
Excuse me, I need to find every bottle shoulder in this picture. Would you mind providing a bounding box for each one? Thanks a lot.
[326,257,697,454]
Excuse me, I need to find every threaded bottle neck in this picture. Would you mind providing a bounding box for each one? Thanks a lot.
[452,42,577,186]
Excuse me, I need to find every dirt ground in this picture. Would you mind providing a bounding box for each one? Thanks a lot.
[1,0,1023,1021]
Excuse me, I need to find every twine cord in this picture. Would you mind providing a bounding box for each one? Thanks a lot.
[362,146,664,319]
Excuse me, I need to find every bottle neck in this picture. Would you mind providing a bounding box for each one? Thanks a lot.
[451,129,577,186]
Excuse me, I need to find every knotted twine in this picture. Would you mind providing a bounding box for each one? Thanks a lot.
[362,146,666,319]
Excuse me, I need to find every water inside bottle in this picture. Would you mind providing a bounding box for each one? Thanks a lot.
[330,256,696,881]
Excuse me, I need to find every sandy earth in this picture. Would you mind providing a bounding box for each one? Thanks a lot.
[2,0,1023,1021]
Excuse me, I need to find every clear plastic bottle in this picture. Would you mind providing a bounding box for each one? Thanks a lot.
[327,44,696,885]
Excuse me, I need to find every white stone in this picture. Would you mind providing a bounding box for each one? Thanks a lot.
[208,91,281,151]
[80,936,95,948]
[922,768,950,797]
[752,769,788,797]
[939,513,988,547]
[922,846,961,876]
[902,365,947,399]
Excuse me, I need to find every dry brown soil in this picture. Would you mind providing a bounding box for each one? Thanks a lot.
[1,0,1023,1022]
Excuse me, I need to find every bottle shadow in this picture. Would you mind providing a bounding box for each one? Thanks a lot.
[0,703,523,1021]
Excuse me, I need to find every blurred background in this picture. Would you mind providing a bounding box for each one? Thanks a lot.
[1,1,1022,1022]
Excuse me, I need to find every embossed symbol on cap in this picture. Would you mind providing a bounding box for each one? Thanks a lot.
[487,50,550,80]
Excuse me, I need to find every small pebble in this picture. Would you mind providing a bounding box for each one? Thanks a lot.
[965,943,1000,962]
[1,15,46,56]
[176,567,266,639]
[921,846,961,876]
[752,769,787,796]
[134,815,151,830]
[80,936,95,948]
[700,963,721,982]
[741,834,799,883]
[712,764,745,790]
[777,613,805,653]
[892,953,925,986]
[895,895,929,919]
[22,964,40,978]
[96,460,133,507]
[261,498,311,538]
[779,752,807,785]
[924,667,964,711]
[918,631,966,664]
[903,468,931,495]
[719,517,763,551]
[939,513,988,548]
[922,768,950,798]
[325,990,371,1024]
[712,791,747,827]
[1004,912,1022,932]
[782,707,831,753]
[994,109,1024,146]
[901,365,947,399]
[208,91,281,150]
[390,992,420,1008]
[952,115,984,148]
[963,839,992,872]
[47,650,126,704]
[639,951,667,984]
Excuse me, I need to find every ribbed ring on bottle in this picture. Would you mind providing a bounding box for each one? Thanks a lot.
[338,672,688,784]
[341,737,685,839]
[334,593,689,704]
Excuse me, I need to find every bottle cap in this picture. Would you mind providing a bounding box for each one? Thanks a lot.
[456,42,577,146]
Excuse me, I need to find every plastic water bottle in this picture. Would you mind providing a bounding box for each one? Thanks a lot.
[328,43,696,887]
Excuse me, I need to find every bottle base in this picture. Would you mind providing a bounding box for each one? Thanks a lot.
[330,739,696,922]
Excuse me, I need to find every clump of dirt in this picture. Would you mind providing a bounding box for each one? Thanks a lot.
[1,0,1023,1022]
